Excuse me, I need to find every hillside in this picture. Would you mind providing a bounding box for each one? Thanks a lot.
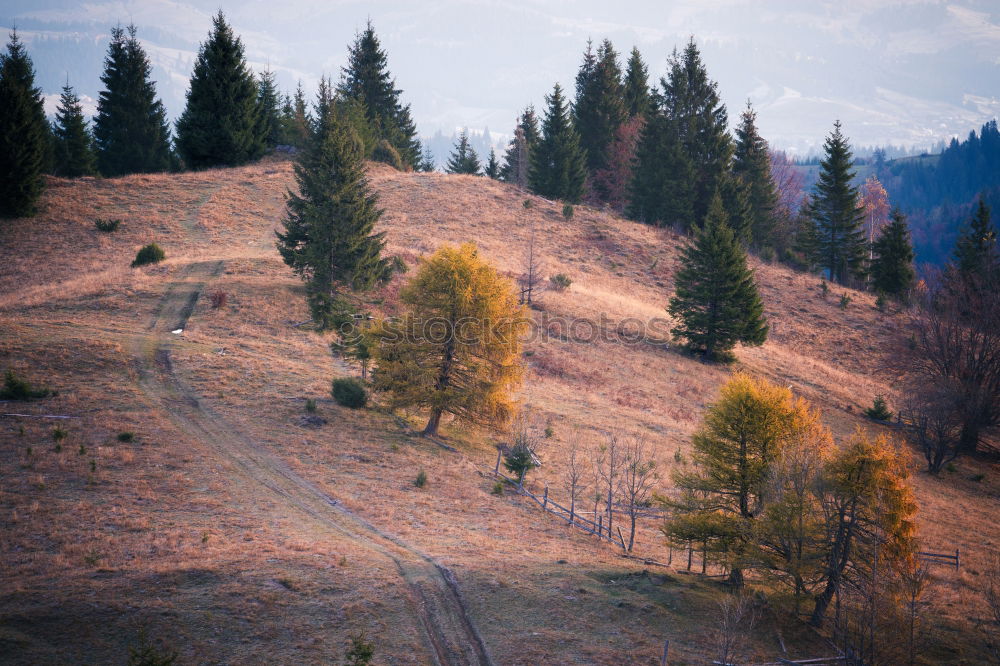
[1,158,998,664]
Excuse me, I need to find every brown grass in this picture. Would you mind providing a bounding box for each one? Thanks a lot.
[0,159,997,664]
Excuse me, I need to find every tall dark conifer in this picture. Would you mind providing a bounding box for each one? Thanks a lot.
[870,209,915,299]
[952,198,998,285]
[93,24,173,177]
[176,11,263,168]
[338,21,420,168]
[662,39,733,227]
[0,30,48,217]
[484,148,500,179]
[627,110,693,227]
[528,83,587,203]
[500,106,540,186]
[445,131,481,175]
[52,82,97,178]
[573,39,627,194]
[732,102,778,248]
[256,67,282,151]
[276,84,397,330]
[623,46,650,118]
[667,191,768,361]
[810,121,866,284]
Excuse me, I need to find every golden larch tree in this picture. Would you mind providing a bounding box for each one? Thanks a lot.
[368,243,527,435]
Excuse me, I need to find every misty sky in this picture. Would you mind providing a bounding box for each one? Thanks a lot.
[5,0,1000,154]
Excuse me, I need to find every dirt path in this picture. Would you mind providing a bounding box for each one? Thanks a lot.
[129,251,492,662]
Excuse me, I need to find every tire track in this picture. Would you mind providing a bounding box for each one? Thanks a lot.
[131,262,493,665]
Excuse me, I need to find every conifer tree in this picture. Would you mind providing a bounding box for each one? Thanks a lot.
[51,82,97,178]
[445,131,481,175]
[573,39,627,195]
[627,112,693,227]
[176,11,264,169]
[483,148,500,179]
[623,46,650,117]
[870,209,915,299]
[93,24,173,177]
[338,21,420,168]
[667,191,768,361]
[500,106,540,186]
[732,102,779,248]
[368,243,526,436]
[276,84,397,330]
[278,82,311,149]
[810,121,866,284]
[529,83,587,203]
[0,30,48,217]
[952,198,998,285]
[417,145,436,172]
[719,174,753,244]
[663,39,733,226]
[256,67,282,151]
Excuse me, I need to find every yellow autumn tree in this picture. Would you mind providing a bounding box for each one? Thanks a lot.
[368,243,527,435]
[663,372,807,586]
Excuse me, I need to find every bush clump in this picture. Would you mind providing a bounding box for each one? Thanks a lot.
[94,218,121,232]
[562,203,574,220]
[414,469,427,488]
[1,369,53,400]
[549,274,572,291]
[117,432,135,443]
[331,377,367,409]
[131,243,165,267]
[371,139,405,171]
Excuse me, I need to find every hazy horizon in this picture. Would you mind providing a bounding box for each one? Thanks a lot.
[5,0,1000,155]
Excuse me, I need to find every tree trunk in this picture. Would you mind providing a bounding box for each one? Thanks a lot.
[958,420,980,454]
[423,408,443,435]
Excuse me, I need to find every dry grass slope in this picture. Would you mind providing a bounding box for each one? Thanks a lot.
[1,158,997,664]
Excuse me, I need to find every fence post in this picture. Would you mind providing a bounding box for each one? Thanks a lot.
[494,446,502,475]
[543,485,548,511]
[598,514,603,540]
[617,526,628,553]
[702,541,707,575]
[956,549,961,571]
[667,545,673,566]
[660,639,669,666]
[687,542,692,571]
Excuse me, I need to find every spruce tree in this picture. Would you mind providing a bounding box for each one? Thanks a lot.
[276,87,397,330]
[667,191,768,361]
[417,145,436,172]
[627,111,694,227]
[500,106,540,186]
[623,46,650,118]
[51,82,97,178]
[484,148,500,179]
[573,39,627,193]
[870,209,915,299]
[445,131,481,175]
[662,39,733,227]
[0,30,48,217]
[732,102,778,248]
[93,24,172,177]
[528,84,587,203]
[176,11,263,169]
[952,198,998,285]
[338,21,420,168]
[256,67,282,152]
[810,121,866,284]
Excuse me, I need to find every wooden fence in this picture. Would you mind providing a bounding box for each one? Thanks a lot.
[917,549,960,571]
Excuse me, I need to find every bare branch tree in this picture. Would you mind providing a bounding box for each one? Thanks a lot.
[563,438,588,525]
[901,385,964,474]
[517,227,545,306]
[714,592,759,666]
[619,435,658,552]
[982,552,1000,660]
[596,433,623,539]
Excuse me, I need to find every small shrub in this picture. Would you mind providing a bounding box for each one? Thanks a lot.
[131,243,165,268]
[674,449,684,464]
[305,398,317,413]
[946,462,957,474]
[414,469,427,488]
[759,246,776,263]
[544,425,555,438]
[820,280,829,298]
[372,139,405,171]
[523,199,533,209]
[52,427,67,443]
[839,293,852,310]
[94,218,121,232]
[875,293,887,312]
[344,632,375,666]
[491,481,504,496]
[971,473,985,482]
[1,369,52,400]
[549,273,572,291]
[331,377,367,409]
[78,444,86,455]
[117,431,135,443]
[209,290,227,309]
[90,459,96,473]
[128,628,178,666]
[864,396,893,421]
[562,203,574,220]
